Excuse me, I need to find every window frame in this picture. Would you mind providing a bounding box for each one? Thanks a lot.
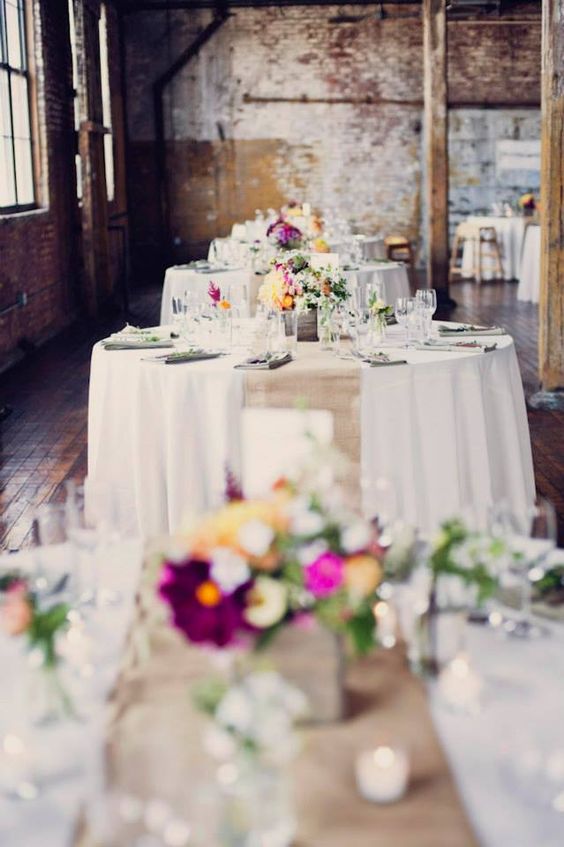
[0,0,36,214]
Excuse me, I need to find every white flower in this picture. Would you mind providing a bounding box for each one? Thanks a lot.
[243,576,287,628]
[203,724,237,760]
[286,497,325,536]
[245,670,286,702]
[297,539,328,567]
[216,687,253,733]
[210,547,250,593]
[341,520,371,554]
[237,520,274,557]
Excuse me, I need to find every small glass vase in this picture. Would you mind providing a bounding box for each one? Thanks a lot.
[317,302,337,352]
[370,315,386,347]
[217,753,296,847]
[412,596,468,677]
[26,650,75,726]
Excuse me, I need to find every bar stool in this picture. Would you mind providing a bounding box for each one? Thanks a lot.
[449,222,504,284]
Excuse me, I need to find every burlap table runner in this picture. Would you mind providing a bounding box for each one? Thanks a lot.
[95,563,477,847]
[244,343,361,506]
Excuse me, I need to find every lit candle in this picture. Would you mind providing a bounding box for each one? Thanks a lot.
[438,653,482,713]
[355,746,409,804]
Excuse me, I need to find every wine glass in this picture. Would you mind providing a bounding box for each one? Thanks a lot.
[491,497,557,638]
[394,297,416,348]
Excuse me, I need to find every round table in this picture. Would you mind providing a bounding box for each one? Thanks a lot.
[88,324,534,539]
[461,216,527,281]
[517,224,540,304]
[343,262,410,305]
[161,266,253,324]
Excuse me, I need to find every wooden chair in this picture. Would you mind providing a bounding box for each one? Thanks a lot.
[449,222,504,284]
[384,235,415,266]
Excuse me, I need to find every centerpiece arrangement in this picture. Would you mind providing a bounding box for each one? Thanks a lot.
[257,252,349,342]
[518,192,537,216]
[266,218,304,251]
[158,471,384,721]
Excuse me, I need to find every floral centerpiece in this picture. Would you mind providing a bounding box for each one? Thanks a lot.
[208,281,231,311]
[368,292,393,335]
[518,193,536,215]
[266,218,304,251]
[0,573,72,720]
[158,479,383,657]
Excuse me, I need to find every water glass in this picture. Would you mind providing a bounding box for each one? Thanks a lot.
[394,297,416,347]
[415,289,437,340]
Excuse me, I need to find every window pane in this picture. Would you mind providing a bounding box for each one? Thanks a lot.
[14,136,33,203]
[10,72,30,139]
[5,0,23,70]
[0,136,16,207]
[0,69,11,137]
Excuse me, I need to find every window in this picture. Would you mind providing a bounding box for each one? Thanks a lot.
[0,0,35,212]
[98,3,114,202]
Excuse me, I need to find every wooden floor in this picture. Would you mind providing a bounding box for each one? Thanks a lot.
[0,279,562,550]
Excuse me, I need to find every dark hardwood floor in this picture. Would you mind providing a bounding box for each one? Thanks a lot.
[0,278,562,550]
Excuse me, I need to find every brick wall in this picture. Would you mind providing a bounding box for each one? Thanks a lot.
[0,0,126,371]
[124,5,541,274]
[0,0,77,372]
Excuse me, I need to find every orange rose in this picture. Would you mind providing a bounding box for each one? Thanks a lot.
[344,555,382,598]
[282,294,294,310]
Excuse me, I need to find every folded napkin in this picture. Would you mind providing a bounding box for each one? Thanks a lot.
[438,324,506,337]
[103,340,174,350]
[148,350,222,364]
[235,353,293,370]
[357,351,407,367]
[414,340,498,353]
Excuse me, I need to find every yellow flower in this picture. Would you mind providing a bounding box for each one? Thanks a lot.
[311,237,329,254]
[258,269,287,311]
[219,299,231,310]
[282,294,294,309]
[195,580,222,607]
[344,555,382,598]
[189,500,288,561]
[243,576,288,628]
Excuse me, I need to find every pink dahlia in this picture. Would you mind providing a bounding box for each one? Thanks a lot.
[304,551,344,598]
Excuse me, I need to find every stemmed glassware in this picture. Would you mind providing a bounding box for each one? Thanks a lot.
[415,289,437,341]
[394,297,416,348]
[490,497,557,638]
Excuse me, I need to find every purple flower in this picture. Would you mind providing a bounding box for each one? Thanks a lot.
[208,281,221,304]
[304,551,344,598]
[159,559,253,648]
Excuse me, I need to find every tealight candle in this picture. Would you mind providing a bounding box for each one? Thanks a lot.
[355,746,409,804]
[438,653,482,713]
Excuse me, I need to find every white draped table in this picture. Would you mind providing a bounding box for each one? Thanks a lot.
[343,261,410,304]
[160,266,252,324]
[88,324,534,539]
[517,224,541,304]
[461,216,527,281]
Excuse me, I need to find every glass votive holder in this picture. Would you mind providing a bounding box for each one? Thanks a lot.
[355,745,409,804]
[437,653,482,714]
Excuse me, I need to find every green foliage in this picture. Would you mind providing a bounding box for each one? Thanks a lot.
[28,600,70,666]
[430,519,498,604]
[346,603,376,655]
[192,676,229,715]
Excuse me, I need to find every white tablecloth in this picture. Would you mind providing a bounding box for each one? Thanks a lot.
[88,324,534,539]
[328,236,386,262]
[430,598,564,847]
[517,225,541,304]
[343,262,410,305]
[461,216,527,281]
[0,540,143,847]
[161,266,252,324]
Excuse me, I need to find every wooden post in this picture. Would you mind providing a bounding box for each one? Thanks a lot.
[531,0,564,405]
[423,0,453,304]
[75,0,111,317]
